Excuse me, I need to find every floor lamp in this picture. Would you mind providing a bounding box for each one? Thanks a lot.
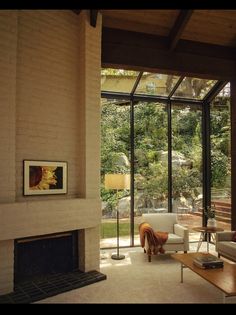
[104,173,130,260]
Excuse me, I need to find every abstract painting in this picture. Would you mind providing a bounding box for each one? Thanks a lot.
[23,160,67,195]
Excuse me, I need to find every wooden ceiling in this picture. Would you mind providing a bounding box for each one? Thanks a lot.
[74,10,236,80]
[101,10,236,48]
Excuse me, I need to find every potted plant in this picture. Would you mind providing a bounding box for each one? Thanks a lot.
[204,204,217,227]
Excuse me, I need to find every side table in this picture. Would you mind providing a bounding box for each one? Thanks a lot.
[193,226,224,252]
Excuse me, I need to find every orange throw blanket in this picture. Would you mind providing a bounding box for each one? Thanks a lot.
[139,222,168,255]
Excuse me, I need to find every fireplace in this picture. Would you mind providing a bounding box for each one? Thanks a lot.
[14,231,78,284]
[0,198,101,296]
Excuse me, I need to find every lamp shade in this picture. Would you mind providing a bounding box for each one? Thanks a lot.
[104,174,130,190]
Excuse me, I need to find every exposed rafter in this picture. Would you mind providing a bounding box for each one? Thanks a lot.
[90,10,98,28]
[168,10,193,51]
[102,28,236,80]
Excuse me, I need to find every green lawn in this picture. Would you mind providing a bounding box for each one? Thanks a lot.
[101,222,139,239]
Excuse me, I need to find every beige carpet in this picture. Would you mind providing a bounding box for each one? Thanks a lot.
[37,245,236,304]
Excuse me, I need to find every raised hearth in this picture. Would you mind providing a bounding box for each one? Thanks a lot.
[0,270,106,304]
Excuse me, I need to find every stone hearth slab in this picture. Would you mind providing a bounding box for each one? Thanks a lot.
[0,270,106,304]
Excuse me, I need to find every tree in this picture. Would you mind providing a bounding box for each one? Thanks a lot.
[101,84,231,213]
[210,97,230,190]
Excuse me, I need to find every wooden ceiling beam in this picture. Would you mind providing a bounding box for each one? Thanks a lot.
[90,10,98,28]
[168,10,193,51]
[102,28,236,80]
[72,10,99,28]
[102,28,236,60]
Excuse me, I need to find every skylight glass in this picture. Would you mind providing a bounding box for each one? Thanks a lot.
[172,77,218,100]
[135,72,180,96]
[101,68,223,103]
[101,68,140,93]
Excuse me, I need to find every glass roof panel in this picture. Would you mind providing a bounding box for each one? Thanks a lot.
[172,77,218,100]
[101,68,223,103]
[211,83,230,108]
[101,68,140,93]
[135,72,180,96]
[218,82,230,98]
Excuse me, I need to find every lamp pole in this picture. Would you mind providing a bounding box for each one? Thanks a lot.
[111,190,125,260]
[104,174,129,260]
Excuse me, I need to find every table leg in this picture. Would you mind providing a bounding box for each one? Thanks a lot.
[181,263,183,283]
[196,232,204,252]
[211,233,216,243]
[207,232,209,252]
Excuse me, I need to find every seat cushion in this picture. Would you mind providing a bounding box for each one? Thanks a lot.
[232,231,236,242]
[218,241,236,258]
[166,233,184,244]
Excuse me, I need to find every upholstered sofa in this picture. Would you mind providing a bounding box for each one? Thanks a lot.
[215,231,236,262]
[140,213,189,262]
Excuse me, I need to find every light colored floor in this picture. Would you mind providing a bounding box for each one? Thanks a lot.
[100,231,217,248]
[37,242,236,304]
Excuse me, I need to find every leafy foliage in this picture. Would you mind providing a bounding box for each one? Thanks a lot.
[211,151,229,188]
[204,204,216,219]
[101,95,231,218]
[210,101,231,189]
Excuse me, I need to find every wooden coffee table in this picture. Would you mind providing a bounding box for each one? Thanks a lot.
[172,252,236,303]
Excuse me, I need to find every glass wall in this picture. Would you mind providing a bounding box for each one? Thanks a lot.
[101,99,131,248]
[210,83,231,231]
[133,102,168,245]
[100,80,231,248]
[171,104,203,241]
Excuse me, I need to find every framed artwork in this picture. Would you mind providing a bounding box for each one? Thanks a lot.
[23,160,68,195]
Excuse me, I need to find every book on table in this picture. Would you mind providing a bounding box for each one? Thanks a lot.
[193,253,224,269]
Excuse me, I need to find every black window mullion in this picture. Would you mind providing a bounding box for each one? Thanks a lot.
[168,100,172,212]
[130,99,135,247]
[202,101,211,227]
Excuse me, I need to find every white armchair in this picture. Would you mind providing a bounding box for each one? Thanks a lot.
[140,213,189,262]
[216,231,236,262]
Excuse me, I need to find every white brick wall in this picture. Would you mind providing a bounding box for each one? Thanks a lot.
[77,11,102,199]
[0,198,101,241]
[78,225,100,272]
[16,10,83,200]
[0,10,102,295]
[0,11,17,203]
[0,240,14,294]
[85,12,102,199]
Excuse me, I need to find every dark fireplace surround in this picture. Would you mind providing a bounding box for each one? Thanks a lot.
[14,231,79,284]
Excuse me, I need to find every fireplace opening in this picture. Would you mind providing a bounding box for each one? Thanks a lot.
[14,231,78,284]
